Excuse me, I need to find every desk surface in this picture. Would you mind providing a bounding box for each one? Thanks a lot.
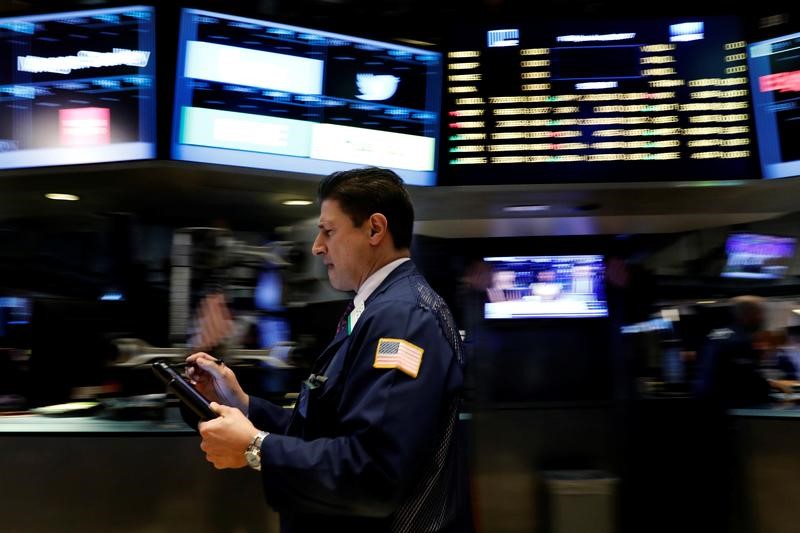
[730,405,800,418]
[0,407,195,434]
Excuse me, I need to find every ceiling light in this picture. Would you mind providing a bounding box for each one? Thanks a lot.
[502,204,550,212]
[395,38,435,47]
[675,180,746,188]
[45,193,80,201]
[282,199,312,206]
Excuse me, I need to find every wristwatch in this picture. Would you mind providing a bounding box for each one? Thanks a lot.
[245,430,269,471]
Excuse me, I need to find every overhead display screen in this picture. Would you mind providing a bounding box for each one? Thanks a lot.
[748,30,800,180]
[722,233,797,279]
[441,17,757,185]
[172,9,442,186]
[0,6,156,170]
[483,255,608,319]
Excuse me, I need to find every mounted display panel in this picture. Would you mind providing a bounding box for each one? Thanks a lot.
[0,296,31,341]
[172,9,442,186]
[748,30,800,179]
[441,17,757,185]
[0,6,156,170]
[721,233,797,279]
[483,255,608,319]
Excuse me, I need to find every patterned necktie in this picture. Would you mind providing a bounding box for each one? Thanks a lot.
[335,300,355,335]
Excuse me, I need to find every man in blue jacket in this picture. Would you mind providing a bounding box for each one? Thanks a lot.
[186,167,471,532]
[695,295,772,408]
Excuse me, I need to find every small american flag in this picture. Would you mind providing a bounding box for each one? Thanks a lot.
[191,291,234,351]
[373,338,424,378]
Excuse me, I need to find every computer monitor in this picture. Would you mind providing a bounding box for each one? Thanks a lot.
[483,255,607,318]
[0,5,156,170]
[0,296,31,345]
[748,30,800,179]
[171,8,443,186]
[721,233,797,279]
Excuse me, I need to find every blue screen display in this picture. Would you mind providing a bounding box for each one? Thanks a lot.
[0,297,31,337]
[722,233,797,279]
[0,6,156,170]
[748,31,800,179]
[483,255,608,318]
[172,8,443,186]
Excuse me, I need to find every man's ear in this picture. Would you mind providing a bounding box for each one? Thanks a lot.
[368,213,388,243]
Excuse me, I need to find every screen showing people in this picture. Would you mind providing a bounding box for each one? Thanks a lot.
[748,30,800,180]
[442,16,756,184]
[172,8,442,186]
[0,5,156,170]
[483,255,608,318]
[722,233,797,279]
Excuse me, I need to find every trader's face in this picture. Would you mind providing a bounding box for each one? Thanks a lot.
[312,199,372,292]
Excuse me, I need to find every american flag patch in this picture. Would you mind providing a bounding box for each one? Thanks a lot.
[373,338,424,378]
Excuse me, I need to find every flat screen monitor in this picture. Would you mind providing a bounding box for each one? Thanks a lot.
[0,296,31,339]
[0,6,156,170]
[172,9,442,186]
[441,16,756,185]
[483,255,607,318]
[748,31,800,179]
[722,233,797,279]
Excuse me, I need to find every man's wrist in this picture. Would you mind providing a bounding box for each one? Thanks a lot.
[244,430,269,471]
[241,393,250,417]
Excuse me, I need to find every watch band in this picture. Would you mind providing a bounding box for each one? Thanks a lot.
[245,430,269,471]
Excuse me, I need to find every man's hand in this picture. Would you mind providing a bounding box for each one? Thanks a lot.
[185,352,249,413]
[198,403,259,469]
[769,379,798,395]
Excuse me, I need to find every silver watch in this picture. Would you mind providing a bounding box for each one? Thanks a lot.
[245,430,269,471]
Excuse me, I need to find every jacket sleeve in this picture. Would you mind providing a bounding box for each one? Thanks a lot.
[259,300,461,517]
[248,395,292,434]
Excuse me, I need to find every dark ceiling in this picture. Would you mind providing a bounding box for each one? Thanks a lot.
[4,160,800,238]
[1,0,799,238]
[2,0,796,45]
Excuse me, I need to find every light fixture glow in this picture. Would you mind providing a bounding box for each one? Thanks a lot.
[502,204,550,212]
[45,193,80,201]
[395,37,436,47]
[282,199,313,206]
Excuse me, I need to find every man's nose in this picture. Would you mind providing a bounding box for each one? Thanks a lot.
[312,235,324,256]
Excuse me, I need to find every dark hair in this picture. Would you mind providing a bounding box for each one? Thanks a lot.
[317,167,414,249]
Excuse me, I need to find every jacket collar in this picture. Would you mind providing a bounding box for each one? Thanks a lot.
[364,260,417,306]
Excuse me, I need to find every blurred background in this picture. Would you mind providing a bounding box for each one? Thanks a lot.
[2,0,800,532]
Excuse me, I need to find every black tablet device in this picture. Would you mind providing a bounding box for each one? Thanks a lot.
[152,360,218,420]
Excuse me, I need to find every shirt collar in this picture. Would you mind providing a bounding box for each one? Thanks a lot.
[354,257,410,309]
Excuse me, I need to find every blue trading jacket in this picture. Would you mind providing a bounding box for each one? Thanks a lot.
[694,326,771,408]
[248,261,470,532]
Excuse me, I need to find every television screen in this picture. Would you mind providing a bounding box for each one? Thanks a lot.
[441,16,756,185]
[722,233,797,279]
[0,296,31,338]
[0,6,156,170]
[748,31,800,179]
[172,9,442,186]
[483,255,607,318]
